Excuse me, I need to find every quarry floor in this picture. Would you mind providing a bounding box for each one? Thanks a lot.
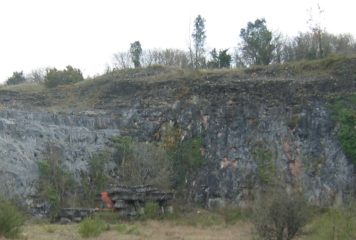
[22,220,252,240]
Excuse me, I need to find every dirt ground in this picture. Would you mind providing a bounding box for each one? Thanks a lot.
[22,220,252,240]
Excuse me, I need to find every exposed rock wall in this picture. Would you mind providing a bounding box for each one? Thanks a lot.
[0,109,120,204]
[0,74,354,208]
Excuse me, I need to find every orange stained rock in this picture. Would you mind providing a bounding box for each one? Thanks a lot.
[100,191,113,208]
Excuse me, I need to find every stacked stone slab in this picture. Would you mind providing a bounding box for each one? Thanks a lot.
[58,208,96,223]
[105,185,174,217]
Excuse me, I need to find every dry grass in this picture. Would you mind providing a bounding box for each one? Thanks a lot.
[22,220,252,240]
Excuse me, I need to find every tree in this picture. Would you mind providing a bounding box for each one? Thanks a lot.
[307,4,325,58]
[81,151,111,207]
[6,71,26,85]
[280,32,356,62]
[191,15,207,69]
[207,48,232,69]
[113,137,172,190]
[44,66,84,88]
[141,49,190,68]
[37,145,75,217]
[130,41,142,68]
[253,190,310,240]
[218,49,232,68]
[239,18,275,65]
[207,48,219,68]
[27,68,45,83]
[113,51,132,69]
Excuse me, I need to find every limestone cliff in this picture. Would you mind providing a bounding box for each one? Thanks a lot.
[0,58,355,209]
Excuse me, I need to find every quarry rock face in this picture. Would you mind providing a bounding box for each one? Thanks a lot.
[0,70,354,208]
[0,109,120,204]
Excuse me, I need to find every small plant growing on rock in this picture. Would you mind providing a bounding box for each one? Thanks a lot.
[37,145,75,218]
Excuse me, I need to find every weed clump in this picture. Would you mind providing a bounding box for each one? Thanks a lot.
[0,199,25,239]
[78,217,107,238]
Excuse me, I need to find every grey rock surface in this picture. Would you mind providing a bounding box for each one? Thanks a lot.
[0,109,120,205]
[0,72,354,208]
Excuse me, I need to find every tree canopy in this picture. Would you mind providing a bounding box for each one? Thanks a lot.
[207,48,231,68]
[6,71,26,85]
[239,18,275,65]
[191,15,207,69]
[44,66,84,88]
[130,41,143,68]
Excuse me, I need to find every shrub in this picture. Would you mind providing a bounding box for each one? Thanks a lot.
[143,202,160,219]
[44,65,83,88]
[252,146,275,186]
[37,145,75,218]
[81,151,110,207]
[329,94,356,165]
[6,71,26,85]
[113,137,173,190]
[253,190,310,240]
[78,217,106,238]
[173,137,204,200]
[0,199,25,239]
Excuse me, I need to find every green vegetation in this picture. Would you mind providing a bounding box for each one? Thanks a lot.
[0,198,25,239]
[44,65,83,88]
[176,137,204,175]
[253,190,310,240]
[252,146,275,185]
[94,211,121,224]
[37,146,75,217]
[191,15,207,69]
[165,206,249,227]
[207,48,232,68]
[329,94,356,165]
[239,18,275,66]
[116,223,140,235]
[81,151,111,207]
[113,136,173,189]
[304,204,356,240]
[143,202,160,219]
[173,136,204,200]
[130,41,142,68]
[6,71,26,85]
[78,217,107,238]
[287,114,301,130]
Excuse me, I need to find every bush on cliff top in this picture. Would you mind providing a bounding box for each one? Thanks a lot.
[44,65,83,88]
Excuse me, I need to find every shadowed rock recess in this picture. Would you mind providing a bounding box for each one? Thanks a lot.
[0,60,355,209]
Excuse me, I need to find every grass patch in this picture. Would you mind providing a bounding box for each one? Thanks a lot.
[217,206,251,225]
[94,211,121,224]
[78,217,107,238]
[304,204,356,240]
[165,206,250,227]
[116,223,140,235]
[143,202,160,219]
[0,198,25,239]
[43,225,56,233]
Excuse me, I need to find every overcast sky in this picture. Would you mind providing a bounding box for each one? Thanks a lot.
[0,0,355,83]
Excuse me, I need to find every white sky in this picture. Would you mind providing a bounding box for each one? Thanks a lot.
[0,0,355,83]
